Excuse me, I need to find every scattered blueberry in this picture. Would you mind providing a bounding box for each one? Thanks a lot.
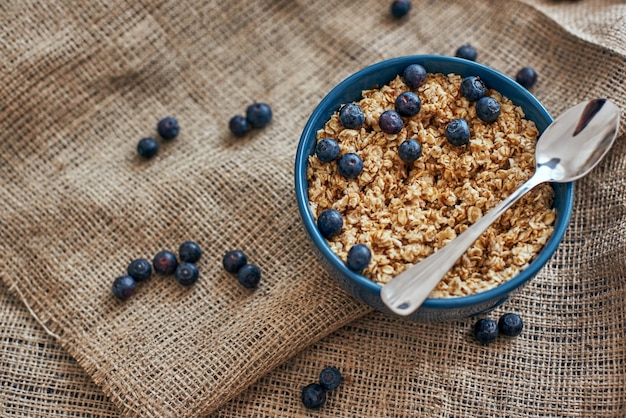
[237,263,261,288]
[137,137,159,159]
[398,138,422,163]
[127,258,152,282]
[222,250,248,274]
[455,44,478,61]
[395,91,421,117]
[157,116,180,140]
[498,313,524,337]
[301,383,327,409]
[229,115,250,137]
[516,67,538,89]
[337,153,364,179]
[476,96,501,123]
[319,367,342,391]
[175,262,199,286]
[346,243,371,271]
[339,103,365,129]
[315,138,340,163]
[460,76,486,102]
[246,102,273,129]
[317,209,343,239]
[153,250,178,275]
[402,64,427,89]
[379,110,404,134]
[179,241,202,263]
[445,118,471,146]
[112,275,137,300]
[391,0,411,18]
[474,317,499,345]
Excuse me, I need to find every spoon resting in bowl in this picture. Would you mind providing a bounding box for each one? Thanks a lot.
[381,98,621,316]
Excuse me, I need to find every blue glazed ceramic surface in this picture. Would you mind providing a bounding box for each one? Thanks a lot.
[295,55,574,321]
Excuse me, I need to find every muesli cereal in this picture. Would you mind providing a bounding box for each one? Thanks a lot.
[307,72,555,298]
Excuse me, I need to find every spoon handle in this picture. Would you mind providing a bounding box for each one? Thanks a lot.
[381,168,551,316]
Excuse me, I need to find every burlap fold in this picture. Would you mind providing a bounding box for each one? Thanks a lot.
[1,0,625,416]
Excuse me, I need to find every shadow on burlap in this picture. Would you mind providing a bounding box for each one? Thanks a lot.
[0,0,624,416]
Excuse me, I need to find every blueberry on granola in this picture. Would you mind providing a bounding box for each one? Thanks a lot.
[391,0,411,18]
[516,67,538,89]
[379,110,404,134]
[337,153,363,179]
[246,102,273,129]
[455,44,477,61]
[317,209,343,239]
[402,64,427,89]
[395,91,421,117]
[222,250,248,274]
[112,275,137,300]
[339,103,365,129]
[498,313,524,337]
[445,118,471,146]
[175,262,199,286]
[319,366,342,391]
[157,116,180,140]
[474,317,499,345]
[476,96,501,123]
[153,250,178,275]
[347,244,371,271]
[127,258,152,282]
[179,241,202,263]
[398,138,422,163]
[137,137,159,158]
[237,263,261,288]
[229,115,250,137]
[301,383,327,409]
[315,138,340,163]
[460,76,486,102]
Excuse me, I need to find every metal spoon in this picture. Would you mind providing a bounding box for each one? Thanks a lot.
[381,99,621,316]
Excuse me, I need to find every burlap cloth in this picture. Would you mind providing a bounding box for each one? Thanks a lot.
[1,0,625,416]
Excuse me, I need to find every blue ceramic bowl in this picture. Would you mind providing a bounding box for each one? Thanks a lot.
[295,55,574,321]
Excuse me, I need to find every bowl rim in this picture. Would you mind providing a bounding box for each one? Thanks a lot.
[295,54,574,310]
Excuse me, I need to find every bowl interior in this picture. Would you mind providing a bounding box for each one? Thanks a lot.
[295,55,573,311]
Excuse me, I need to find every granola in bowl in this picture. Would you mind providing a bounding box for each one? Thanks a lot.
[306,72,555,298]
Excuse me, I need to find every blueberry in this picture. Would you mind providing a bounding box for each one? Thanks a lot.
[157,116,179,140]
[246,102,273,129]
[473,317,499,345]
[127,258,152,282]
[498,313,524,337]
[301,383,326,409]
[460,76,486,102]
[445,118,471,146]
[112,275,137,300]
[175,262,199,286]
[222,250,248,274]
[179,241,202,263]
[137,137,158,158]
[455,44,477,61]
[395,91,421,117]
[153,250,178,275]
[476,96,501,123]
[229,115,250,137]
[391,0,411,18]
[317,209,343,239]
[347,243,371,271]
[402,64,427,89]
[337,153,363,179]
[379,110,403,134]
[398,138,422,163]
[339,103,365,129]
[237,263,261,288]
[315,138,340,163]
[516,67,538,89]
[319,366,342,391]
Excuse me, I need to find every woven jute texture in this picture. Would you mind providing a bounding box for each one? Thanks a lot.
[1,0,625,416]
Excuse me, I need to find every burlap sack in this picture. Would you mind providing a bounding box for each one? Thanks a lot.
[1,0,624,416]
